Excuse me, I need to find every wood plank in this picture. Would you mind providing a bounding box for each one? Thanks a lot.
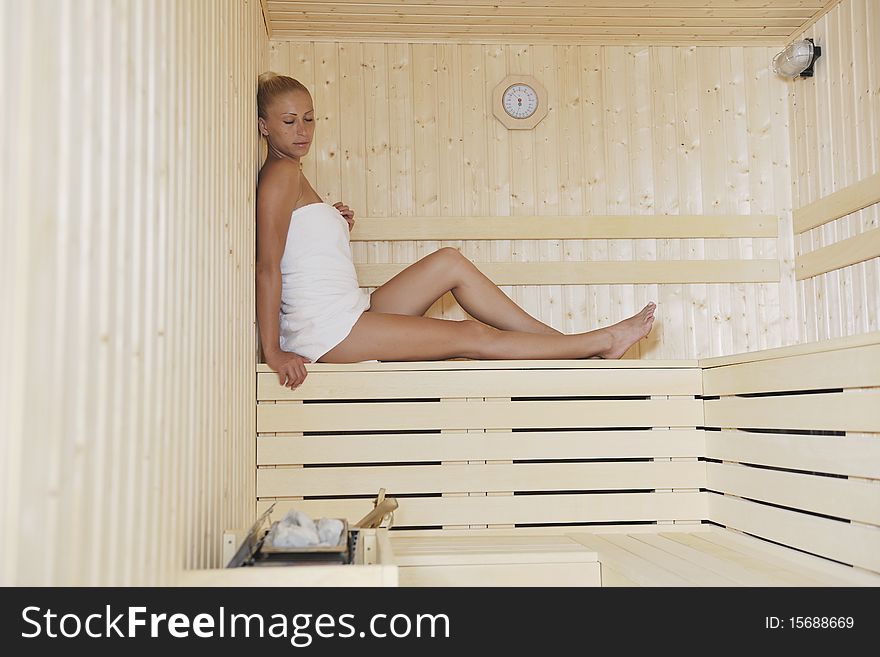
[349,215,778,240]
[568,533,692,586]
[270,7,814,23]
[743,46,779,353]
[709,492,880,573]
[258,429,707,465]
[257,358,700,372]
[703,389,880,432]
[258,366,702,400]
[705,431,880,480]
[793,171,880,233]
[599,533,741,585]
[391,535,597,566]
[795,226,880,280]
[398,562,601,586]
[704,525,880,586]
[649,46,681,360]
[270,33,788,47]
[388,523,706,539]
[701,342,880,394]
[312,42,341,203]
[659,531,831,586]
[270,22,798,37]
[699,329,880,367]
[706,461,880,525]
[257,460,708,497]
[356,259,780,286]
[599,564,640,586]
[850,0,880,337]
[633,532,782,586]
[258,397,705,432]
[258,491,709,527]
[266,0,827,7]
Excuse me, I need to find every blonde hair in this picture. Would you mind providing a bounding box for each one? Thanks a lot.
[257,71,310,119]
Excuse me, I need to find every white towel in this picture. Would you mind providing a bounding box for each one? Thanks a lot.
[279,202,371,362]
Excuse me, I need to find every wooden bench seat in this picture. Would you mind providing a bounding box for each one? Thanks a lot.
[385,525,880,587]
[254,330,880,585]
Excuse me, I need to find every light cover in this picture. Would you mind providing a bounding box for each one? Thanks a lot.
[772,39,821,78]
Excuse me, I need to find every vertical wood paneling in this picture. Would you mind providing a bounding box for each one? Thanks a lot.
[651,47,683,358]
[581,46,611,335]
[269,40,794,359]
[1,0,267,585]
[628,46,657,356]
[534,44,562,330]
[675,46,709,357]
[461,44,491,305]
[791,0,880,343]
[363,42,391,285]
[557,45,585,335]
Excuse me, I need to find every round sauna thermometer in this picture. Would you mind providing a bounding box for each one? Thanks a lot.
[503,83,539,119]
[492,74,548,130]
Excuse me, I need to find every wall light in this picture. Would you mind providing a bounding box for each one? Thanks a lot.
[772,38,822,79]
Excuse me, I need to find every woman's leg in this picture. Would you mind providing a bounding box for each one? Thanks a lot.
[318,304,655,363]
[367,247,562,335]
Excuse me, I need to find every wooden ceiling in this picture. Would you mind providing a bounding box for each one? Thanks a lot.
[261,0,839,45]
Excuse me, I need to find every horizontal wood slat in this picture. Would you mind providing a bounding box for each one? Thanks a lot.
[659,531,855,586]
[793,171,880,234]
[270,33,789,45]
[356,259,780,287]
[699,330,880,368]
[257,491,709,527]
[397,563,602,587]
[265,0,827,41]
[257,460,707,497]
[272,11,812,26]
[570,533,694,586]
[795,226,880,280]
[270,6,818,20]
[632,532,818,586]
[709,493,880,573]
[701,343,880,395]
[703,389,880,432]
[257,398,704,432]
[267,0,827,7]
[391,535,597,566]
[257,359,700,372]
[258,429,706,465]
[706,462,880,526]
[273,24,796,36]
[258,367,702,401]
[350,215,778,241]
[700,527,880,587]
[705,431,880,480]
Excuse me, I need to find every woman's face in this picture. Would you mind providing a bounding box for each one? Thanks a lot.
[260,89,315,159]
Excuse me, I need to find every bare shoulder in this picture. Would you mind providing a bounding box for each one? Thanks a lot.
[256,160,302,267]
[258,158,302,203]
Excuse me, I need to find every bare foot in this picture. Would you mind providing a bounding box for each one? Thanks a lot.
[599,303,656,359]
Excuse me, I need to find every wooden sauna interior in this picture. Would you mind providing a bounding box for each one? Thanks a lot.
[1,0,878,586]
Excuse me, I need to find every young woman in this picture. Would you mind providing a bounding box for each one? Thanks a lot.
[256,72,656,390]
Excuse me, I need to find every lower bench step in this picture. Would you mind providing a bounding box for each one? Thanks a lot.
[390,534,601,587]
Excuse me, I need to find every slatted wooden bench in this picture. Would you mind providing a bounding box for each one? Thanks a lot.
[254,213,879,586]
[255,330,880,586]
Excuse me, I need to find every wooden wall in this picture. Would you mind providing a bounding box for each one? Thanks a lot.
[269,40,798,359]
[791,0,880,342]
[0,0,267,585]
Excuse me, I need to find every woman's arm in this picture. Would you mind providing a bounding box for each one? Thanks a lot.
[256,164,311,388]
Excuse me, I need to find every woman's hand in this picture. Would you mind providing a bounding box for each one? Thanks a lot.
[266,350,312,390]
[333,202,355,231]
